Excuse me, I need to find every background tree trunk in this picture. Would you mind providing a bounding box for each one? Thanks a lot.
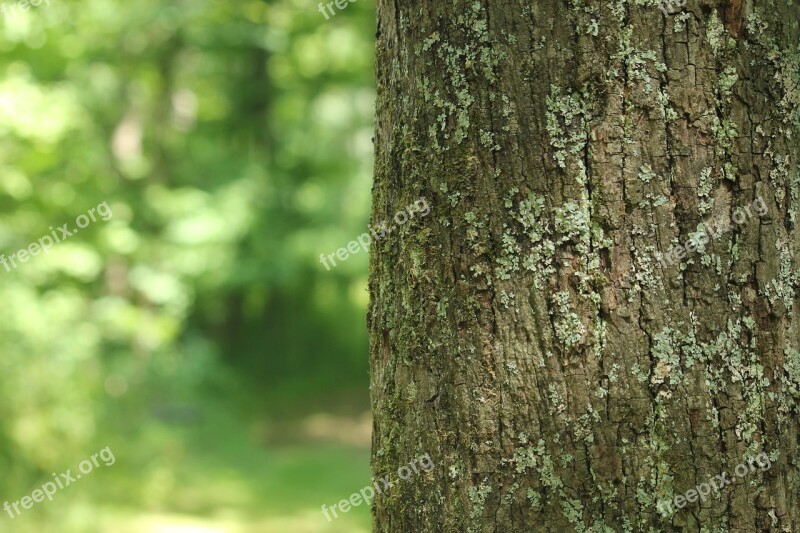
[369,0,800,531]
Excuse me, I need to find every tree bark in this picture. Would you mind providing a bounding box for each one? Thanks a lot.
[369,0,800,531]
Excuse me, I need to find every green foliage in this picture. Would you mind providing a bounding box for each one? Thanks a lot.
[0,0,375,529]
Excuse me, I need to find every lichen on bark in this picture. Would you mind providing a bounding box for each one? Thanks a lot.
[370,0,800,531]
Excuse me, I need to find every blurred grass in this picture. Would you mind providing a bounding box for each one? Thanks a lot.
[11,392,372,532]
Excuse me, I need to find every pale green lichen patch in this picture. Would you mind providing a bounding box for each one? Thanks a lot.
[545,85,592,170]
[645,317,771,447]
[649,328,683,392]
[791,170,800,226]
[638,164,658,184]
[414,2,508,147]
[706,11,728,58]
[555,202,591,254]
[718,65,739,101]
[551,290,587,349]
[467,482,492,521]
[498,189,556,290]
[609,27,665,96]
[494,228,521,281]
[526,488,541,509]
[781,347,800,412]
[747,11,800,136]
[698,167,714,215]
[569,0,600,37]
[673,12,691,33]
[762,248,798,317]
[710,116,738,152]
[512,445,540,474]
[561,497,585,531]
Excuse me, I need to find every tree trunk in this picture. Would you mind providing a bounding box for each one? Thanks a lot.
[369,0,800,531]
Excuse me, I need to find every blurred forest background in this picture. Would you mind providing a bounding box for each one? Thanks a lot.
[0,0,375,531]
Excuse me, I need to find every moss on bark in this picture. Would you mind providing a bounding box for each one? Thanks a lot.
[370,0,800,530]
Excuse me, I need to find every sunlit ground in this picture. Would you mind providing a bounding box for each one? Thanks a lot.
[7,399,372,533]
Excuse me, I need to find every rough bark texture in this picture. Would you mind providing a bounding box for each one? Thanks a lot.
[368,0,800,531]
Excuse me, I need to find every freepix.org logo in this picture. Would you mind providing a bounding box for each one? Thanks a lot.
[657,451,773,515]
[4,446,115,520]
[1,0,50,18]
[658,0,686,16]
[1,201,112,273]
[321,453,435,522]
